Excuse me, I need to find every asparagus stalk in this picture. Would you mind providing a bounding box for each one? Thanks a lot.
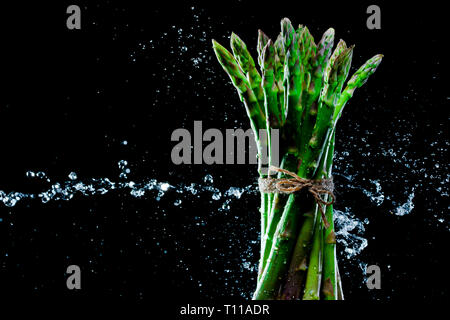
[297,28,334,155]
[259,192,268,276]
[212,39,266,134]
[302,204,323,300]
[298,45,353,179]
[257,29,270,69]
[281,128,336,299]
[279,208,315,299]
[322,218,337,300]
[261,40,282,128]
[255,128,332,299]
[253,192,302,299]
[282,18,303,153]
[255,127,333,299]
[273,33,286,124]
[334,54,384,123]
[230,33,265,109]
[259,154,299,280]
[302,125,335,300]
[213,38,271,279]
[260,40,282,221]
[322,133,337,300]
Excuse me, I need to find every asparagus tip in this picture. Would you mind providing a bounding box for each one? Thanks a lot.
[372,54,384,66]
[230,32,244,49]
[337,39,347,48]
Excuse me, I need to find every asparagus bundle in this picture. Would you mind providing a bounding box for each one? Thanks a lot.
[212,18,382,300]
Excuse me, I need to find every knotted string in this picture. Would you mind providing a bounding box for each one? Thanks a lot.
[258,165,335,228]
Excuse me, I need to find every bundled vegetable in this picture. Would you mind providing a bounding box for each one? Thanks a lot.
[212,18,382,300]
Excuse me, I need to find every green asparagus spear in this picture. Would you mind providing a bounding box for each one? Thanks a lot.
[296,28,334,166]
[253,192,302,299]
[280,208,315,299]
[257,29,270,68]
[261,40,282,128]
[302,204,323,300]
[334,54,384,123]
[259,154,299,280]
[322,133,337,300]
[274,33,286,123]
[212,39,266,133]
[297,46,353,179]
[230,33,265,107]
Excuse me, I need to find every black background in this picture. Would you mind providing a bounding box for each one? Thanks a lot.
[0,0,447,310]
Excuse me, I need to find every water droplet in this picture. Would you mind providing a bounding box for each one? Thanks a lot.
[68,172,78,180]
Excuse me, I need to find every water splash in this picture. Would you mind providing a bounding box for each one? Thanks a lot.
[334,208,369,259]
[392,188,415,216]
[0,159,371,267]
[0,160,255,209]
